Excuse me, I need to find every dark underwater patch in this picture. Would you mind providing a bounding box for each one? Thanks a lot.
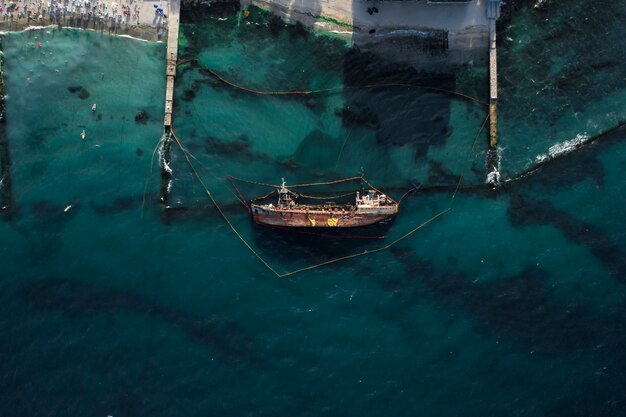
[181,89,196,102]
[427,160,461,185]
[67,85,90,99]
[179,1,240,23]
[90,196,143,216]
[508,194,626,281]
[203,134,272,163]
[389,246,602,354]
[19,278,258,364]
[334,107,380,130]
[498,0,626,122]
[134,110,150,124]
[32,199,81,217]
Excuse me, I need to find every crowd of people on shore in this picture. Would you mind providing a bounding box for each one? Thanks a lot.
[0,0,161,30]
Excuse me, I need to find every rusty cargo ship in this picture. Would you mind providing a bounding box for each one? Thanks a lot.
[251,179,398,228]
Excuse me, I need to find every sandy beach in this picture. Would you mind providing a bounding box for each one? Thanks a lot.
[0,0,172,41]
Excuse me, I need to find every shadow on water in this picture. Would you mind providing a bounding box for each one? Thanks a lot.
[19,278,259,366]
[249,217,394,267]
[341,48,456,158]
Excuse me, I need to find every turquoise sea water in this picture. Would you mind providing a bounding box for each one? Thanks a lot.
[1,1,626,415]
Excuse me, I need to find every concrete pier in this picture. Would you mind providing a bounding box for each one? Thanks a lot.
[164,0,180,129]
[487,0,500,148]
[161,0,180,206]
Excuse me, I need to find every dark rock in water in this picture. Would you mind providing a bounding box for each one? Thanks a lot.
[136,148,143,156]
[276,156,298,171]
[67,86,90,99]
[134,110,150,124]
[182,89,196,102]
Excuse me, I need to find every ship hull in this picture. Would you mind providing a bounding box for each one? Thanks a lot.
[251,206,397,228]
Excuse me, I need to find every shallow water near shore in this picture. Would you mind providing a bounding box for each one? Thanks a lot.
[1,1,626,415]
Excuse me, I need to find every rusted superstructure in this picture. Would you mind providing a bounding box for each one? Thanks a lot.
[251,179,398,228]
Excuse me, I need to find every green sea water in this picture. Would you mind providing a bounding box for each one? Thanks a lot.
[1,1,626,415]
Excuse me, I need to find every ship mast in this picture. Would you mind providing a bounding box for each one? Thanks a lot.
[277,178,296,209]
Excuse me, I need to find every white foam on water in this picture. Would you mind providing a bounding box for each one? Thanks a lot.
[485,147,502,185]
[157,134,173,174]
[2,25,159,43]
[535,132,589,163]
[486,168,500,185]
[163,160,172,174]
[118,34,162,43]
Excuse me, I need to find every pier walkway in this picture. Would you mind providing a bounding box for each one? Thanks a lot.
[164,0,180,129]
[487,0,501,148]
